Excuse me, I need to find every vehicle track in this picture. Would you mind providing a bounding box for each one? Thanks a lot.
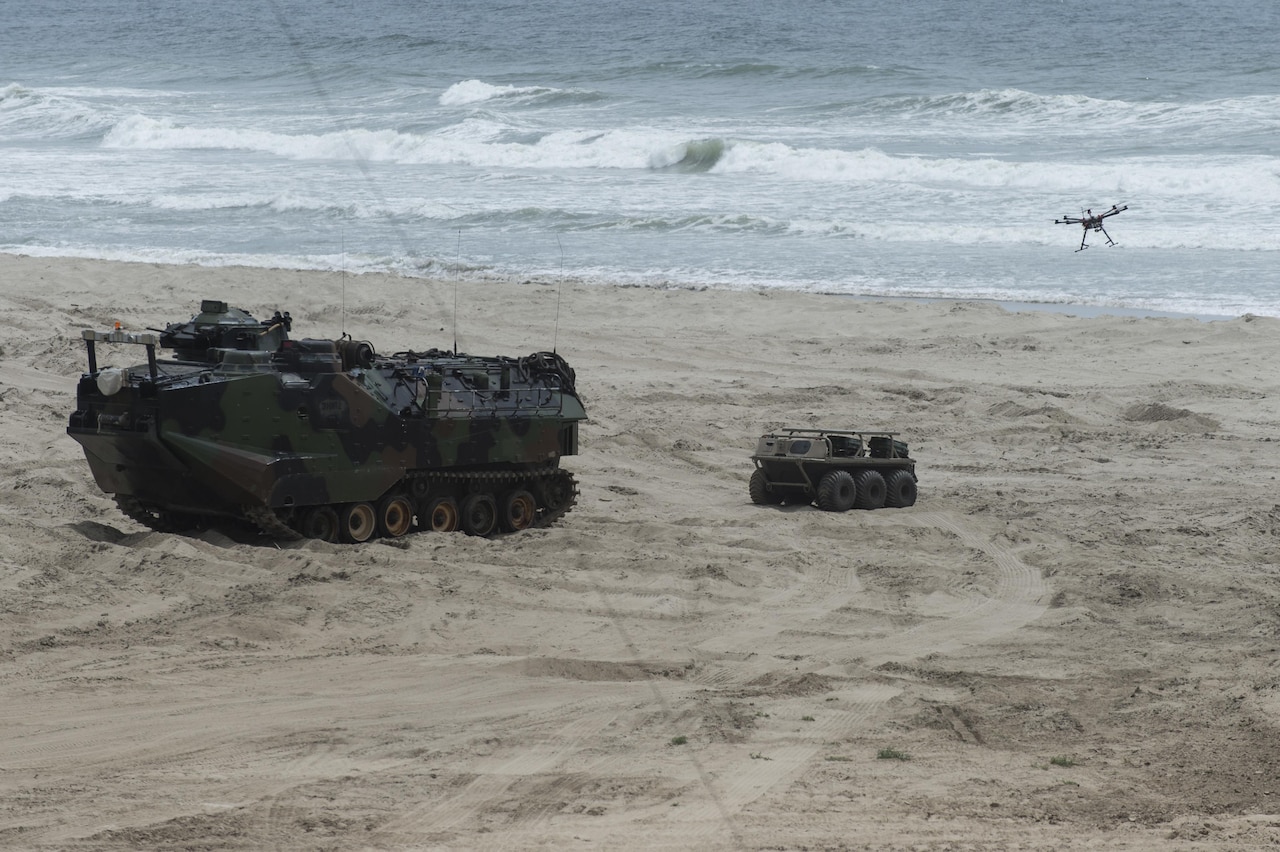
[377,509,1050,848]
[667,509,1051,846]
[854,510,1049,667]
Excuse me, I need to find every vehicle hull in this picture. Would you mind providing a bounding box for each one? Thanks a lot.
[68,301,586,539]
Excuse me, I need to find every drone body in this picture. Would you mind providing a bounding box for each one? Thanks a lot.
[1055,204,1127,251]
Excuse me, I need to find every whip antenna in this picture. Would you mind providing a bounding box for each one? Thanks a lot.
[341,229,347,337]
[266,0,457,328]
[452,229,461,355]
[554,235,565,355]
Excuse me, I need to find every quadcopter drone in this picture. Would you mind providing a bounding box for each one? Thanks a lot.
[1055,204,1127,251]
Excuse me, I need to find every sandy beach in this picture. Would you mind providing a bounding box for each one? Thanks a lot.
[2,251,1279,849]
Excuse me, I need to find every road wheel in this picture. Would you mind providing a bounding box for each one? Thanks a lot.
[854,470,887,509]
[300,505,341,542]
[539,475,574,513]
[378,494,414,537]
[500,489,537,532]
[460,493,497,536]
[884,469,918,508]
[749,468,783,505]
[341,502,377,543]
[816,470,856,512]
[425,496,460,532]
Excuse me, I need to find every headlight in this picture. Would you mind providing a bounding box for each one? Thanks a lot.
[96,367,125,396]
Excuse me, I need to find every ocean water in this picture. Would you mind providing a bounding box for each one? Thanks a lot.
[2,0,1278,317]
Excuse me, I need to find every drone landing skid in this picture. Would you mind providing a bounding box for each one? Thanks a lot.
[1076,225,1117,252]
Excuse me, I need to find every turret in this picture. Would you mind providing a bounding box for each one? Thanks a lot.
[157,299,292,362]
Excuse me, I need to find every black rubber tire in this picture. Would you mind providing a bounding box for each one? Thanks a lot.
[500,489,538,532]
[749,468,783,505]
[460,493,498,536]
[341,502,377,543]
[884,469,918,508]
[853,470,887,510]
[425,496,460,532]
[378,494,415,537]
[816,470,856,512]
[300,505,341,542]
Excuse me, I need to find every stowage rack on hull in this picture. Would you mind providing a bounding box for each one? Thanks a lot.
[67,299,588,542]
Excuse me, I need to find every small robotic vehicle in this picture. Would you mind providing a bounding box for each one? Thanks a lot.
[749,428,917,511]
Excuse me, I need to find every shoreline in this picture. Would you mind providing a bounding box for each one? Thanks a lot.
[3,250,1249,325]
[848,293,1237,322]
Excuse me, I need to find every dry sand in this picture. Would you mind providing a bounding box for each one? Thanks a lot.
[2,252,1279,849]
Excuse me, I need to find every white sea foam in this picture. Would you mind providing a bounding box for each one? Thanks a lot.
[100,113,681,171]
[94,111,1280,218]
[0,83,118,139]
[439,79,557,106]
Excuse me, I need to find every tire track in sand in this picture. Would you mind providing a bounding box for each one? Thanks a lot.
[367,702,626,847]
[364,510,1049,849]
[853,510,1049,667]
[673,508,1050,844]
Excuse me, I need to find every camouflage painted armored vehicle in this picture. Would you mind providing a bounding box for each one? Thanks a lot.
[68,299,587,541]
[749,427,917,511]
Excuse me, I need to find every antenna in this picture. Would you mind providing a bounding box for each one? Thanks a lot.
[554,235,565,355]
[266,0,456,330]
[452,229,461,355]
[341,229,347,338]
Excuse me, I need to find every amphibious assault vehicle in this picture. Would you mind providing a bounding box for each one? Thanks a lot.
[68,300,587,541]
[749,427,917,511]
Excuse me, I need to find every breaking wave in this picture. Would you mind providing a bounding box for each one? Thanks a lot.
[0,82,118,140]
[438,79,602,107]
[79,108,1280,215]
